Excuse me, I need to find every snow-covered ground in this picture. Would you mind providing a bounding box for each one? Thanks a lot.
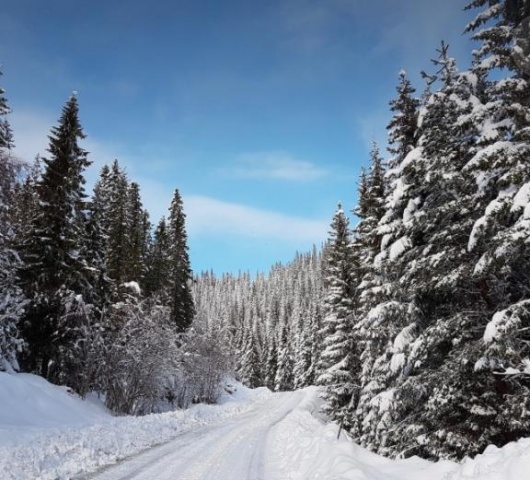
[1,372,529,480]
[0,372,271,479]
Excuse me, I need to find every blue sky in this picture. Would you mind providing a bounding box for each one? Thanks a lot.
[1,0,476,274]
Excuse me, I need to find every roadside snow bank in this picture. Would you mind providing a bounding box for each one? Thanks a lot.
[0,373,271,480]
[268,386,458,480]
[0,373,109,446]
[449,438,530,480]
[268,386,530,480]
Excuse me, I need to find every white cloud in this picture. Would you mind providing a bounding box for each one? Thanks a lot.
[185,195,328,244]
[225,152,327,182]
[9,109,329,247]
[9,108,51,164]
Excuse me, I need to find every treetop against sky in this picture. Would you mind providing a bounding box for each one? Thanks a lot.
[0,0,475,273]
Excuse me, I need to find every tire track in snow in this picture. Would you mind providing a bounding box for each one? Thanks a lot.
[84,391,304,480]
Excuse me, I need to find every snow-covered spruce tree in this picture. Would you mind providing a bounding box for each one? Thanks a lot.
[275,314,294,391]
[0,70,25,372]
[463,0,530,449]
[348,144,387,437]
[0,70,13,151]
[167,189,195,332]
[91,159,149,299]
[264,321,279,389]
[18,94,96,388]
[317,204,356,425]
[351,72,421,453]
[292,289,314,389]
[85,167,113,310]
[239,314,264,388]
[374,46,490,459]
[351,145,386,322]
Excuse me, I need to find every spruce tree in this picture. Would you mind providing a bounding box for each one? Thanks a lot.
[124,182,150,286]
[463,0,530,449]
[167,189,195,332]
[349,144,387,437]
[18,93,94,384]
[351,74,421,452]
[274,317,294,391]
[239,315,263,388]
[104,160,129,290]
[317,204,356,424]
[376,47,488,459]
[0,70,24,372]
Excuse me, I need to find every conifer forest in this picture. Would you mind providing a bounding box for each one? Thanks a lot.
[1,0,530,463]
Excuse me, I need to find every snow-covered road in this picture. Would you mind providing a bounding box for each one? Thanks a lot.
[85,390,305,480]
[84,388,460,480]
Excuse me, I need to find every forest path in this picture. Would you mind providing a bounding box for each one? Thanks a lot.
[84,390,306,480]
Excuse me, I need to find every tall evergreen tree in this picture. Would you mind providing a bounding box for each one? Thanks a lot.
[274,315,294,392]
[18,93,94,383]
[104,160,129,290]
[349,144,387,436]
[317,205,356,425]
[124,181,150,286]
[463,0,530,449]
[375,47,490,459]
[0,69,24,372]
[167,189,195,332]
[351,74,421,452]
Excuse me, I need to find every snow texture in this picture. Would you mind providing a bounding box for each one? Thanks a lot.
[389,236,412,261]
[0,373,271,479]
[1,373,530,479]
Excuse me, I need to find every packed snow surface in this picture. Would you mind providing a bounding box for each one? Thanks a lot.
[1,372,530,480]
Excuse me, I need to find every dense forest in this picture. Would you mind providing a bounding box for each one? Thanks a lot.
[0,87,227,414]
[197,0,530,461]
[1,0,530,463]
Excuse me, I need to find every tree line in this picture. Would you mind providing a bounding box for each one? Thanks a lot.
[0,85,228,414]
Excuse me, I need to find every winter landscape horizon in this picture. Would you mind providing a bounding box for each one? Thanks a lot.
[1,0,530,479]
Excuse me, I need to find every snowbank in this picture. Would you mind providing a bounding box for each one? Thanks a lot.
[0,373,109,445]
[0,373,271,480]
[267,387,530,480]
[449,439,530,480]
[267,386,458,480]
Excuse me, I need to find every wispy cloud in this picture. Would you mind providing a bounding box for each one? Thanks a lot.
[278,0,357,54]
[372,0,474,75]
[223,152,327,182]
[185,195,328,244]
